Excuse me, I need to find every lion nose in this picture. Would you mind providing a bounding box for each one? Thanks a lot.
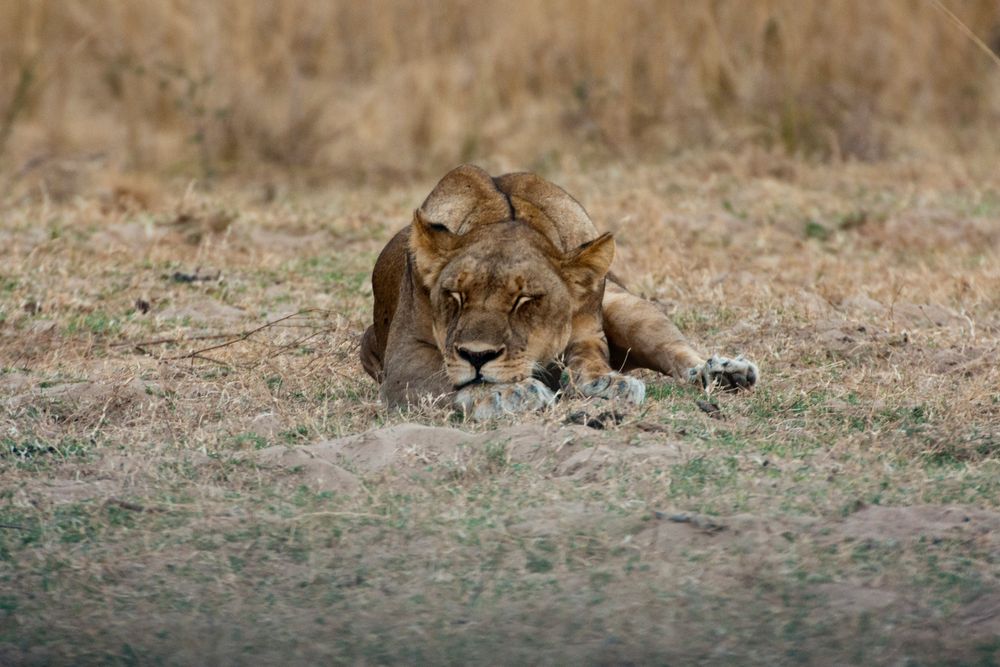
[456,345,505,372]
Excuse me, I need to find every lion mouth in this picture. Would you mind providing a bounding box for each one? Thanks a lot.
[453,375,494,390]
[451,360,538,390]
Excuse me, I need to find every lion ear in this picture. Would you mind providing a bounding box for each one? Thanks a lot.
[410,208,458,287]
[420,164,513,233]
[562,233,615,298]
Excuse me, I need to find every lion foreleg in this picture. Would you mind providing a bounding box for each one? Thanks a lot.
[380,338,454,409]
[562,310,646,404]
[602,283,758,391]
[360,325,383,382]
[602,283,704,378]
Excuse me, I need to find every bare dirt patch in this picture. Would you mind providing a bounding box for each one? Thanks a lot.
[831,504,1000,544]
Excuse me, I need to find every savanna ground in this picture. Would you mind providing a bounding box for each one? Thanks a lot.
[2,149,999,666]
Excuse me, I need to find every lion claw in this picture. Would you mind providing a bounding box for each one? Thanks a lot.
[576,372,646,405]
[454,378,556,420]
[687,355,759,392]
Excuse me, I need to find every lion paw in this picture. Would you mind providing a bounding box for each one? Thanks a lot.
[454,378,556,420]
[576,372,646,405]
[687,355,759,391]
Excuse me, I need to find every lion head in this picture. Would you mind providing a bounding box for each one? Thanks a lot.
[409,208,615,389]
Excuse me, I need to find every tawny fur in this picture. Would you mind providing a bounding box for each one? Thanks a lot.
[361,164,755,410]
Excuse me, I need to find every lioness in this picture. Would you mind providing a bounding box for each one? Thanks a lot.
[361,165,758,418]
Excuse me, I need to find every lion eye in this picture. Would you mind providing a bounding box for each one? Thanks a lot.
[449,291,464,308]
[512,295,534,313]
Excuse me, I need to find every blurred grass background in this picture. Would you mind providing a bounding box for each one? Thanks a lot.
[1,0,999,183]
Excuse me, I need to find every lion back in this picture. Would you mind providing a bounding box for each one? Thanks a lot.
[416,164,601,254]
[493,172,599,254]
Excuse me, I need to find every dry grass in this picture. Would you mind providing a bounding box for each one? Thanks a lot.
[2,0,1000,182]
[2,3,1000,661]
[2,148,1000,664]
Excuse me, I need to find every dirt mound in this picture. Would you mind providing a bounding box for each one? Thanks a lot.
[252,446,362,494]
[255,423,474,476]
[10,479,119,507]
[830,504,1000,544]
[251,423,478,494]
[247,422,689,493]
[249,423,584,492]
[4,377,161,417]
